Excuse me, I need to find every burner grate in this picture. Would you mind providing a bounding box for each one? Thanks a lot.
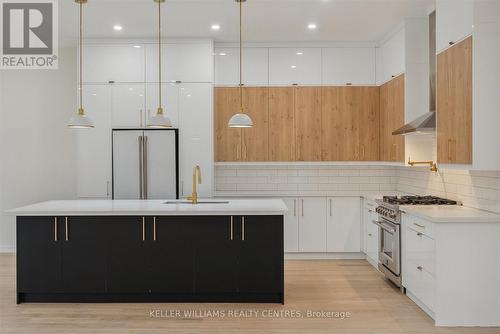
[382,195,457,206]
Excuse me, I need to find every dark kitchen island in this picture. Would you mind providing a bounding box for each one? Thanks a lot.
[8,199,286,304]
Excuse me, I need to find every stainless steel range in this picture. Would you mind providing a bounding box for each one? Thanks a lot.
[374,196,458,287]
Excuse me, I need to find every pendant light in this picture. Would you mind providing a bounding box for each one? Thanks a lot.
[68,0,94,129]
[228,0,253,128]
[148,0,172,128]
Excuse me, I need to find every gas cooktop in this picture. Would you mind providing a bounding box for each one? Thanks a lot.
[382,195,458,206]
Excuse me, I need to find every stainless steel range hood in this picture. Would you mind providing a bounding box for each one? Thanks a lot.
[393,11,436,136]
[392,111,436,135]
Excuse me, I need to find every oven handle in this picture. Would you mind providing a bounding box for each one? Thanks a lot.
[372,220,397,234]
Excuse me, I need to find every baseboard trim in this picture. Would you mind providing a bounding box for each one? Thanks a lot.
[0,246,15,253]
[284,252,365,260]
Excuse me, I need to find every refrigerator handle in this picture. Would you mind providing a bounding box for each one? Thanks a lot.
[138,136,144,199]
[143,136,149,199]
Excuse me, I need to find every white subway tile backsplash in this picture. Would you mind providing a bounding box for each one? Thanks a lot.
[215,165,500,213]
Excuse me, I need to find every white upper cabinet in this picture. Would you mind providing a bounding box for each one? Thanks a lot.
[269,48,322,85]
[215,47,269,86]
[322,48,376,85]
[76,85,112,198]
[82,44,145,83]
[326,197,361,253]
[377,28,406,84]
[178,83,213,198]
[145,83,180,128]
[110,84,145,128]
[436,0,474,53]
[145,42,214,83]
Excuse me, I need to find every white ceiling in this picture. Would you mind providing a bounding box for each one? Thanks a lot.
[59,0,434,46]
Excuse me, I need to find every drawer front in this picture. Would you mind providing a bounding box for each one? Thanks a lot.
[403,214,435,239]
[406,227,435,276]
[405,259,435,312]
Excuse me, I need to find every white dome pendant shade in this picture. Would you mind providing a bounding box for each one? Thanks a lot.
[228,0,254,129]
[68,0,94,129]
[148,0,172,129]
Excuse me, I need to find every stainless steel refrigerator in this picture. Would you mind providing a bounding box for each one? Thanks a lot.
[112,129,179,200]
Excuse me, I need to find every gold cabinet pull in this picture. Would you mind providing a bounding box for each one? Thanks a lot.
[447,139,453,161]
[142,217,146,241]
[230,216,234,241]
[65,217,69,241]
[241,216,245,241]
[153,217,157,241]
[54,217,58,242]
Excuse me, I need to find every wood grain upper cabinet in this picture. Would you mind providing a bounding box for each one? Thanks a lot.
[321,87,360,161]
[295,87,322,161]
[379,75,405,162]
[269,87,295,161]
[358,87,380,161]
[437,37,472,164]
[214,87,241,161]
[241,88,269,161]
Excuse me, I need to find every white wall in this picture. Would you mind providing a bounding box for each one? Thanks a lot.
[0,48,78,252]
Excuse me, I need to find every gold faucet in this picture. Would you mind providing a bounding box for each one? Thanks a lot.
[187,165,202,204]
[408,157,438,172]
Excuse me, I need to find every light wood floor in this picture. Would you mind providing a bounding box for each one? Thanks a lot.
[0,254,498,334]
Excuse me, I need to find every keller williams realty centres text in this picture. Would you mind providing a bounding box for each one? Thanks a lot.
[149,309,352,320]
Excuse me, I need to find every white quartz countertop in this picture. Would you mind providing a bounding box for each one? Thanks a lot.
[6,199,288,216]
[401,205,500,223]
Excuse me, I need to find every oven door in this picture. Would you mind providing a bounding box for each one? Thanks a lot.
[375,218,400,276]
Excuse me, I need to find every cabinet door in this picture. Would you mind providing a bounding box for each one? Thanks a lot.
[321,87,359,161]
[145,83,179,128]
[149,216,196,293]
[298,198,327,252]
[358,87,380,161]
[283,198,299,253]
[269,87,295,161]
[111,84,146,128]
[238,216,283,294]
[76,85,112,198]
[436,0,474,53]
[295,87,322,161]
[193,216,238,293]
[17,217,62,293]
[269,48,322,85]
[82,44,145,83]
[179,83,213,197]
[379,75,405,162]
[242,87,269,161]
[215,47,269,86]
[61,217,107,293]
[363,204,379,263]
[214,87,242,161]
[112,130,143,200]
[327,198,361,252]
[106,216,150,293]
[145,43,213,83]
[380,29,406,83]
[437,37,472,164]
[322,48,376,85]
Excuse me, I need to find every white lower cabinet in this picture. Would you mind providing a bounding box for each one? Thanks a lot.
[326,197,361,252]
[283,197,363,253]
[298,197,327,252]
[402,214,436,315]
[76,85,112,198]
[363,199,379,264]
[283,198,299,253]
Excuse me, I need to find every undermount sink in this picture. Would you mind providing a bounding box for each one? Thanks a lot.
[164,200,230,205]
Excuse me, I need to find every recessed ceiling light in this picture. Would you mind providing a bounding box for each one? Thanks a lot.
[219,52,227,56]
[291,65,297,69]
[296,52,304,55]
[113,25,123,31]
[133,45,141,49]
[211,24,221,31]
[307,23,317,30]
